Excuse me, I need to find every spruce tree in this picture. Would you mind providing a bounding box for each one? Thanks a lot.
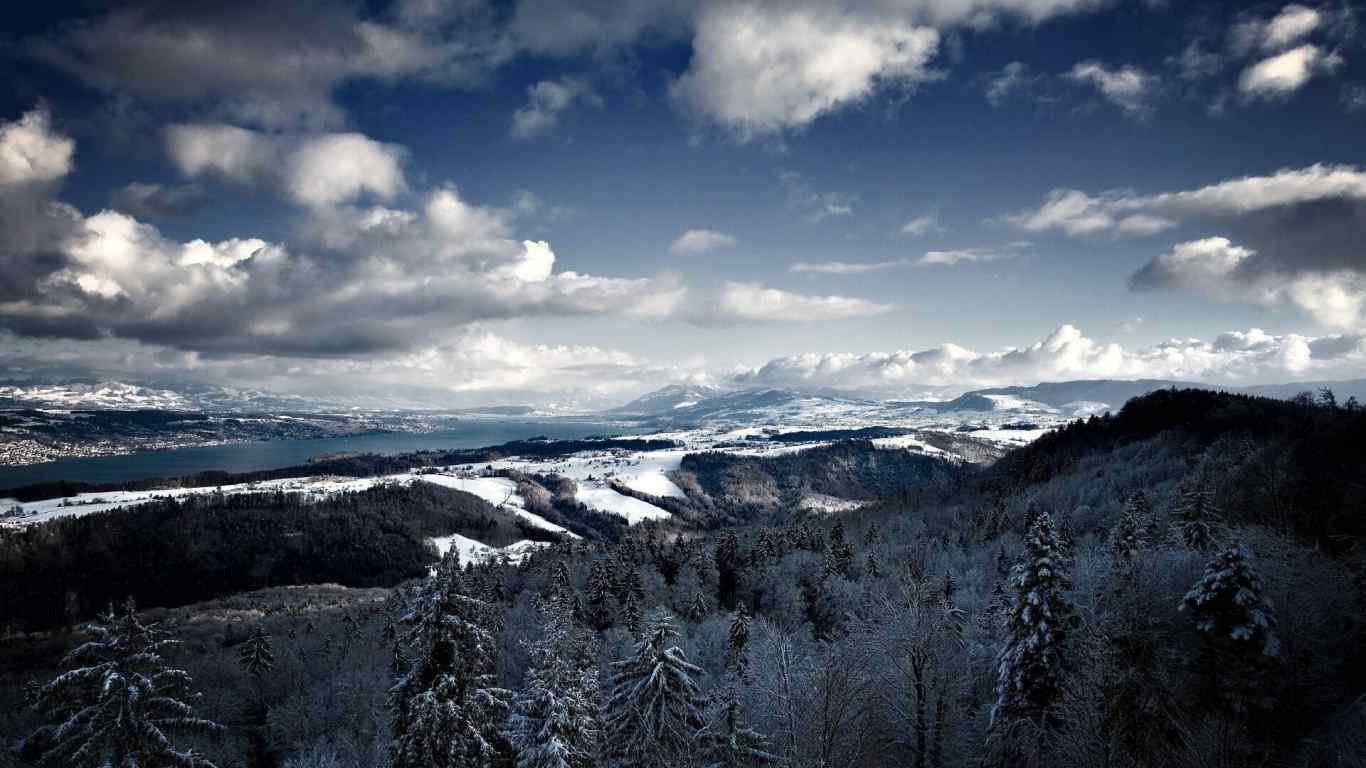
[1177,484,1220,552]
[1110,496,1146,574]
[587,560,614,632]
[604,609,707,768]
[1179,546,1281,679]
[622,590,642,636]
[698,684,776,768]
[715,534,740,609]
[727,603,751,678]
[21,598,223,768]
[825,521,854,578]
[688,589,711,624]
[992,511,1074,733]
[238,624,275,678]
[507,585,602,768]
[390,549,511,768]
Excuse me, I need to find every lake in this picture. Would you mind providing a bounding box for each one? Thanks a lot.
[0,420,637,488]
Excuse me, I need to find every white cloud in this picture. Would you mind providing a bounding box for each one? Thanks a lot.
[670,229,738,254]
[1066,60,1158,116]
[917,241,1030,266]
[899,213,944,237]
[791,259,911,275]
[711,281,893,322]
[166,123,406,207]
[671,3,940,137]
[1261,4,1323,50]
[0,109,74,185]
[731,323,1366,392]
[510,76,598,139]
[1238,44,1341,99]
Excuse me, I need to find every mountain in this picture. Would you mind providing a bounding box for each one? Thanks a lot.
[0,380,342,413]
[606,383,725,415]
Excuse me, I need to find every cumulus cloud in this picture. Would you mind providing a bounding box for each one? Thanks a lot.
[1066,60,1159,116]
[0,113,689,357]
[166,123,407,208]
[1010,164,1366,329]
[510,76,599,139]
[730,323,1366,393]
[985,61,1044,106]
[0,109,73,185]
[1238,44,1342,99]
[670,229,738,254]
[709,281,893,323]
[671,3,940,137]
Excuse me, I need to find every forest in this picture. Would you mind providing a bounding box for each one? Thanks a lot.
[1,388,1364,768]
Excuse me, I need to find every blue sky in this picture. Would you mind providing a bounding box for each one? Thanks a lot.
[2,0,1365,407]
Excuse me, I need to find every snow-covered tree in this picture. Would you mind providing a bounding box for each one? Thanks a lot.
[21,597,223,768]
[239,624,275,677]
[992,511,1074,734]
[825,522,854,578]
[698,685,776,768]
[604,609,707,768]
[1176,484,1220,552]
[588,560,614,632]
[1180,545,1280,658]
[622,590,642,636]
[1109,496,1146,574]
[727,604,751,678]
[390,549,511,768]
[507,586,602,768]
[687,590,711,624]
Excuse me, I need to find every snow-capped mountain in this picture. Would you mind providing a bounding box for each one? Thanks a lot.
[606,383,726,416]
[0,381,330,412]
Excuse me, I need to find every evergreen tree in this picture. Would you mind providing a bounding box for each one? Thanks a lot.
[20,597,223,768]
[698,684,776,768]
[727,603,751,677]
[1179,545,1281,661]
[1177,484,1220,552]
[587,561,614,632]
[604,610,708,768]
[825,521,854,578]
[507,586,602,768]
[390,549,511,768]
[992,511,1074,734]
[715,534,740,609]
[622,590,642,636]
[688,589,711,624]
[238,624,275,678]
[1109,496,1146,574]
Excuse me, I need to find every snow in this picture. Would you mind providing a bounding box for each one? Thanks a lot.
[799,493,866,514]
[575,486,671,524]
[415,474,579,538]
[429,533,552,565]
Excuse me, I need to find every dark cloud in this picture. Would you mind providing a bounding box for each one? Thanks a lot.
[110,182,209,218]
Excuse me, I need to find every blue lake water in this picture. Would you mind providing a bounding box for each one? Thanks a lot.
[0,420,637,489]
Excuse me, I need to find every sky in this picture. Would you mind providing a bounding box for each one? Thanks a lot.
[1,0,1365,408]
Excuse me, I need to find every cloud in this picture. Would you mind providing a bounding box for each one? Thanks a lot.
[1261,4,1323,50]
[670,229,738,254]
[1066,60,1159,116]
[0,116,689,357]
[730,323,1366,392]
[24,0,513,129]
[1009,164,1366,329]
[917,241,1030,266]
[709,281,893,322]
[0,109,73,185]
[511,76,599,139]
[780,171,856,222]
[110,182,208,218]
[985,61,1044,106]
[791,259,911,275]
[1238,44,1342,99]
[671,3,940,137]
[166,123,407,208]
[899,213,944,237]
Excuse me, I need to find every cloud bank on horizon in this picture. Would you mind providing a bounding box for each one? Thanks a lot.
[1,0,1364,406]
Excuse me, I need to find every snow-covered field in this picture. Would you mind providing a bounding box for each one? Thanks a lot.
[429,533,552,565]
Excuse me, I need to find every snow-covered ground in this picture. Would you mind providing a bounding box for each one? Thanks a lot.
[575,486,672,524]
[415,475,578,538]
[429,533,552,565]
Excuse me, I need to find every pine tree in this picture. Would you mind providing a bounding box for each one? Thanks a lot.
[1180,545,1280,658]
[622,590,642,636]
[604,610,708,768]
[1177,484,1220,552]
[825,521,854,578]
[727,604,751,677]
[698,684,777,768]
[715,534,740,609]
[507,586,602,768]
[588,560,614,632]
[688,589,711,624]
[238,624,275,678]
[1110,496,1146,574]
[390,549,511,768]
[20,598,223,768]
[992,511,1074,733]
